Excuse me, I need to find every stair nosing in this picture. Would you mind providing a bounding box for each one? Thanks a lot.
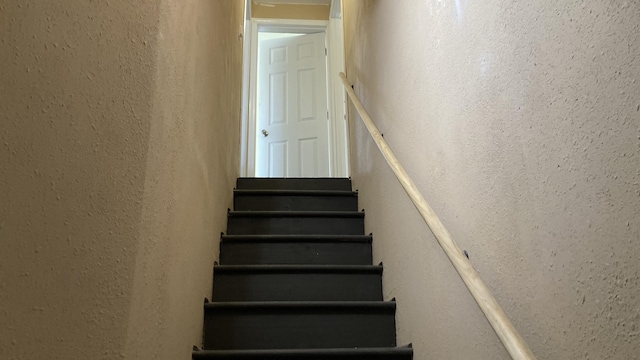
[214,265,382,274]
[236,177,351,181]
[192,347,413,357]
[228,211,364,218]
[237,177,350,179]
[221,234,372,243]
[234,189,358,196]
[205,301,396,310]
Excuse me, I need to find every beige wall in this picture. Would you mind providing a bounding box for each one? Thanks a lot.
[343,1,639,359]
[0,1,243,359]
[252,3,329,20]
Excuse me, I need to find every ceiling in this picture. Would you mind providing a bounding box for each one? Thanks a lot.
[253,0,332,5]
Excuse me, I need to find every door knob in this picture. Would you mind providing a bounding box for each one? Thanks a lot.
[261,129,269,137]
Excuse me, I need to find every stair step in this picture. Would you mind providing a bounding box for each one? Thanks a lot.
[227,211,365,235]
[212,265,382,301]
[192,346,414,359]
[220,235,372,265]
[236,178,352,191]
[234,190,358,211]
[221,235,373,243]
[203,301,396,350]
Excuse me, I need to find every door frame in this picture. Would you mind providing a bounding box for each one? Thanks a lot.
[240,5,349,178]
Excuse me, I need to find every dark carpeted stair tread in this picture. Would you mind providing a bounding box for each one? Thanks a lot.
[212,266,383,301]
[227,211,364,235]
[236,178,352,191]
[233,190,358,211]
[219,236,373,265]
[203,302,396,350]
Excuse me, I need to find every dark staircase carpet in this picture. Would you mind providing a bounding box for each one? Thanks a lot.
[193,178,413,360]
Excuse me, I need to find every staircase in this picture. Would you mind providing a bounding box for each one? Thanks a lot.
[193,178,413,360]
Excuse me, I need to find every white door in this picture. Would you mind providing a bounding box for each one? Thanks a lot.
[255,32,329,177]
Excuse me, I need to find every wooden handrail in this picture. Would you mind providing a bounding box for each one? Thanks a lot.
[339,72,537,360]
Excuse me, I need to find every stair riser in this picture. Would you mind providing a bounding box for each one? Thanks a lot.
[236,178,352,191]
[234,195,358,211]
[227,217,364,235]
[204,310,396,350]
[212,273,382,301]
[220,242,372,265]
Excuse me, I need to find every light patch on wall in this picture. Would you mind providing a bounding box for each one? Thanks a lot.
[454,0,463,20]
[428,0,464,21]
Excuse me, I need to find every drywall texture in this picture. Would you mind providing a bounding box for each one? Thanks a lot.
[0,1,243,359]
[252,3,329,20]
[123,1,244,358]
[343,1,639,359]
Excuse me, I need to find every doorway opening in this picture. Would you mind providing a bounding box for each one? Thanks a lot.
[256,30,329,177]
[240,1,348,178]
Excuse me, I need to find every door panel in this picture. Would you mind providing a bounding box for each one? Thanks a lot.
[268,141,288,177]
[269,72,287,125]
[299,137,319,177]
[256,32,329,177]
[298,68,316,121]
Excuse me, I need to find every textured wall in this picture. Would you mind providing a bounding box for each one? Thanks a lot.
[0,1,243,359]
[123,1,244,358]
[343,1,640,359]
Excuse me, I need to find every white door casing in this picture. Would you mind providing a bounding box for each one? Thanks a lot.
[255,32,329,177]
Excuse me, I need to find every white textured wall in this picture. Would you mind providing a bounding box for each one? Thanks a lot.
[343,1,639,359]
[0,1,243,359]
